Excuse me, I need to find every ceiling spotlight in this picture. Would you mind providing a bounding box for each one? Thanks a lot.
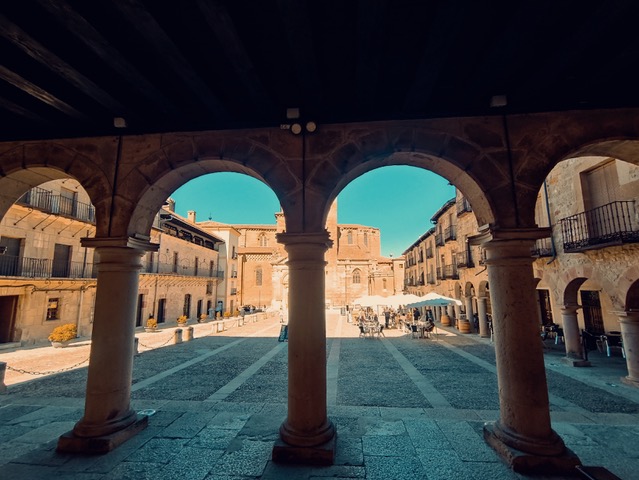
[305,121,317,133]
[113,117,127,128]
[286,107,300,119]
[490,95,508,108]
[290,123,303,135]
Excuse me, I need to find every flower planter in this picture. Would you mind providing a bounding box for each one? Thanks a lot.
[144,327,158,333]
[51,341,71,348]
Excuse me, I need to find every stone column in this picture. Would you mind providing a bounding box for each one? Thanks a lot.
[617,311,639,386]
[477,296,490,338]
[481,232,579,473]
[58,237,157,454]
[561,305,589,367]
[272,232,335,464]
[460,295,474,333]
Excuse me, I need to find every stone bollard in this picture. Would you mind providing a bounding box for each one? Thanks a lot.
[133,337,139,356]
[217,322,224,333]
[0,361,6,394]
[184,326,194,342]
[174,328,183,344]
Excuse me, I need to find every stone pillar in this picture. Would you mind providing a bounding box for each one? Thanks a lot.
[459,295,473,333]
[477,296,490,338]
[617,311,639,386]
[272,232,335,464]
[481,232,579,473]
[0,361,6,393]
[447,304,455,319]
[561,306,589,367]
[58,237,157,454]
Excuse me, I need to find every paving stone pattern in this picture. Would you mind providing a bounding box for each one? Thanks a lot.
[1,315,639,479]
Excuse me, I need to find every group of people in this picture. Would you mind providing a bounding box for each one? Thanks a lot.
[350,305,436,337]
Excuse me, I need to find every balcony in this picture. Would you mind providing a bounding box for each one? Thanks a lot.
[455,251,474,268]
[444,225,457,242]
[231,271,238,278]
[436,267,443,280]
[143,260,224,278]
[426,246,433,258]
[531,237,554,257]
[17,187,96,223]
[560,201,639,253]
[435,234,445,246]
[443,264,459,279]
[456,197,472,216]
[427,273,435,284]
[230,288,237,295]
[0,255,96,279]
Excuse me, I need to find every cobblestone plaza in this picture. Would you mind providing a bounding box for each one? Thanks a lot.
[1,313,637,479]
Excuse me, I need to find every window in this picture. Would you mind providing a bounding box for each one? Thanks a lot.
[352,269,361,284]
[347,231,353,244]
[256,267,263,286]
[206,281,213,295]
[173,252,178,273]
[183,294,191,317]
[194,256,199,276]
[46,298,60,320]
[259,233,268,247]
[363,232,368,246]
[383,279,387,290]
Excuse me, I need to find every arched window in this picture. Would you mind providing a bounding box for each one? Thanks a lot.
[363,232,368,246]
[352,268,361,284]
[183,294,191,317]
[256,267,263,286]
[383,278,387,290]
[259,233,268,247]
[347,231,353,244]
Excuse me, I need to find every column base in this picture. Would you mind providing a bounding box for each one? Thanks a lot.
[57,414,148,454]
[621,376,639,388]
[562,357,591,368]
[484,423,581,474]
[272,434,336,465]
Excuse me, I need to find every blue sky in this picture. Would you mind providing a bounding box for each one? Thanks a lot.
[170,166,456,257]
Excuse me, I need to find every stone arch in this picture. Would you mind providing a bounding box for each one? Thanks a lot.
[464,281,475,297]
[478,280,489,298]
[305,124,499,233]
[123,132,296,238]
[562,278,588,306]
[619,266,639,310]
[0,141,114,234]
[557,264,622,309]
[625,280,639,311]
[453,282,463,300]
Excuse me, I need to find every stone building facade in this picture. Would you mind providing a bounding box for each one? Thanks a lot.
[0,183,227,345]
[201,200,403,310]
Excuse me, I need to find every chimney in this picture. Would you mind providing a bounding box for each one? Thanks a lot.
[187,210,196,223]
[165,198,176,212]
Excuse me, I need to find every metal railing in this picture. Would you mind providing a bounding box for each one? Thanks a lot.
[531,237,554,257]
[455,251,474,268]
[435,234,445,246]
[17,187,96,223]
[444,225,457,242]
[560,201,639,253]
[142,260,224,278]
[426,246,433,258]
[0,255,96,278]
[427,273,435,284]
[456,197,472,215]
[443,264,459,279]
[436,267,443,280]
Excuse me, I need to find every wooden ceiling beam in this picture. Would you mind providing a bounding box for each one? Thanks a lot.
[0,65,88,120]
[111,0,227,118]
[0,13,125,114]
[0,95,50,123]
[36,0,180,116]
[355,0,387,110]
[195,0,274,113]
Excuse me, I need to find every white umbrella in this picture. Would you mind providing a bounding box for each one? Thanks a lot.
[407,292,462,308]
[381,293,423,307]
[352,294,387,307]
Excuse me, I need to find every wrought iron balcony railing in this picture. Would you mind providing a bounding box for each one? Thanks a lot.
[142,260,224,278]
[435,234,445,246]
[456,197,472,216]
[531,237,554,257]
[455,251,474,268]
[436,267,443,280]
[17,187,96,223]
[444,225,457,242]
[427,273,435,284]
[426,246,434,258]
[560,201,639,253]
[0,255,96,279]
[443,264,459,279]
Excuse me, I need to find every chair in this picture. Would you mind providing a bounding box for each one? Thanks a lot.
[410,324,419,339]
[602,334,625,358]
[378,325,385,338]
[358,325,366,338]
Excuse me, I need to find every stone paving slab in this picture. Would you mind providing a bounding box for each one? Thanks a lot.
[1,314,638,479]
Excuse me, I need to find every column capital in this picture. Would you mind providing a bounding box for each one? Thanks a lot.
[614,310,639,323]
[469,226,551,246]
[276,231,332,248]
[81,236,159,252]
[560,304,581,315]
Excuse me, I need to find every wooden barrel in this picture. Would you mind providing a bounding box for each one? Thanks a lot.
[440,314,451,326]
[459,320,471,334]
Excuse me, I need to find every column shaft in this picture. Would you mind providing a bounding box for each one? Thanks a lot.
[277,232,335,448]
[561,306,583,359]
[478,296,489,338]
[618,311,639,386]
[483,238,566,458]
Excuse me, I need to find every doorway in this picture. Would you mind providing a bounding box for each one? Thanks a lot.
[581,290,604,335]
[0,296,19,343]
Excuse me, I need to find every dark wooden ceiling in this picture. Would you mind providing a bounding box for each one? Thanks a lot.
[2,0,639,142]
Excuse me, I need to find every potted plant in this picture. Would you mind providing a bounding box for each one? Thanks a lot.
[48,323,77,348]
[145,315,158,332]
[198,313,207,323]
[176,315,188,326]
